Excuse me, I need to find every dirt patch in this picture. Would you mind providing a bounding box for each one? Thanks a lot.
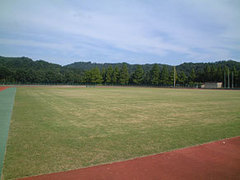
[19,136,240,180]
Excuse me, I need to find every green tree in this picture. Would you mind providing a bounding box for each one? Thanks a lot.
[237,70,240,87]
[0,66,12,82]
[216,66,223,82]
[143,71,150,85]
[210,66,217,82]
[178,71,187,85]
[1,55,240,86]
[90,67,103,84]
[204,65,211,82]
[189,68,196,83]
[84,70,92,83]
[101,68,106,84]
[119,63,129,85]
[34,70,45,83]
[132,65,144,85]
[160,66,169,85]
[150,64,160,85]
[15,69,28,83]
[232,66,237,87]
[105,66,113,84]
[112,67,119,84]
[64,71,75,84]
[223,66,229,88]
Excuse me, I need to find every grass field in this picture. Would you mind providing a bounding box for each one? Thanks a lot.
[3,87,240,179]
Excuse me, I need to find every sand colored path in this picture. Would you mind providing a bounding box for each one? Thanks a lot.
[20,136,240,180]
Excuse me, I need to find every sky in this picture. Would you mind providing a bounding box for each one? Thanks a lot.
[0,0,240,65]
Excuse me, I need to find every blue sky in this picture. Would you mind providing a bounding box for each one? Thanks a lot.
[0,0,240,65]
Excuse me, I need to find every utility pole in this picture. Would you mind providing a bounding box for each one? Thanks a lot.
[232,71,234,89]
[228,69,230,89]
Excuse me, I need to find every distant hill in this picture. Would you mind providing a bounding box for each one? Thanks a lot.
[1,56,239,73]
[65,60,240,75]
[177,60,240,75]
[64,61,171,74]
[0,55,240,86]
[0,56,61,70]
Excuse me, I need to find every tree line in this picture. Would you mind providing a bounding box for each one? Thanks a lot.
[0,56,240,87]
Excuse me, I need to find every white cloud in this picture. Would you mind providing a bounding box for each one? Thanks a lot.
[0,0,239,64]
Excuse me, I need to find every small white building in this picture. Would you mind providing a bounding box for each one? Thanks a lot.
[201,82,222,89]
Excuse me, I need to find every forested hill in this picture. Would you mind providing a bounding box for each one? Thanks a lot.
[177,60,240,75]
[0,56,240,87]
[0,56,61,70]
[66,60,240,75]
[64,61,168,73]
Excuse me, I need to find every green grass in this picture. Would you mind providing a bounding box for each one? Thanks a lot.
[3,87,240,179]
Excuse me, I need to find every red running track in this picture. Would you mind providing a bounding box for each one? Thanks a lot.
[0,86,9,92]
[19,136,240,180]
